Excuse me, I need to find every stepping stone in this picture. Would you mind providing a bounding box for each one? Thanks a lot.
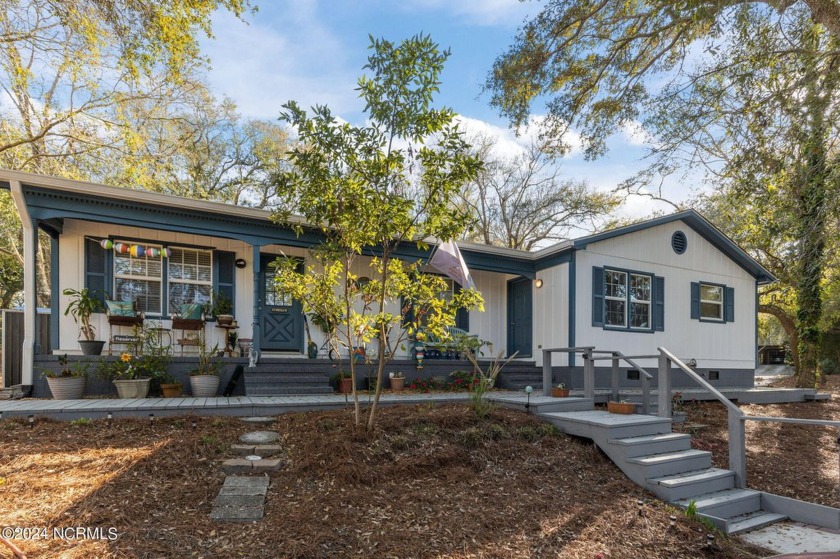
[253,458,285,472]
[209,506,264,522]
[223,475,269,488]
[241,416,276,425]
[231,443,283,456]
[222,459,253,474]
[239,431,279,444]
[211,475,270,523]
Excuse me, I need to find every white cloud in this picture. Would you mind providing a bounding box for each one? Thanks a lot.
[201,5,362,121]
[402,0,539,27]
[620,120,658,148]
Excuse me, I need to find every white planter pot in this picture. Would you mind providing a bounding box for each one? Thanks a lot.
[190,375,220,397]
[113,378,151,399]
[46,376,86,400]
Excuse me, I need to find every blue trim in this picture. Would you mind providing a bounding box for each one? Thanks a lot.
[50,234,59,350]
[571,209,775,284]
[568,251,576,367]
[535,249,572,271]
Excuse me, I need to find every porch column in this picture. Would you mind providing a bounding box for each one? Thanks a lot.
[9,180,36,386]
[251,244,262,365]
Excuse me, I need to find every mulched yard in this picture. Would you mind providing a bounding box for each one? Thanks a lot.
[679,374,840,508]
[0,404,772,559]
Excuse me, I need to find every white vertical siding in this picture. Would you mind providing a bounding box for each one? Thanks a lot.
[533,262,569,367]
[573,220,756,369]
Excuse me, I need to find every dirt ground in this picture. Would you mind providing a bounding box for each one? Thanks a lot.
[0,404,772,559]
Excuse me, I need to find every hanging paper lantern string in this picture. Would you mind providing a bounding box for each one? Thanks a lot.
[129,245,145,258]
[163,248,172,258]
[100,239,113,250]
[113,242,129,254]
[145,247,159,258]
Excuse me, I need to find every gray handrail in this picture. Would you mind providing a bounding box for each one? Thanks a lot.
[744,415,840,427]
[542,347,595,397]
[658,346,746,487]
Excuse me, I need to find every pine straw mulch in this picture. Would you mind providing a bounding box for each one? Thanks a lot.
[0,405,773,559]
[677,374,840,508]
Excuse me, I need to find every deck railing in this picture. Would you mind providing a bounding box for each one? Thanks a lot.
[591,351,655,415]
[541,347,594,398]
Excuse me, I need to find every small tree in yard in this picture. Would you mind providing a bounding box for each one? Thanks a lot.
[273,34,484,430]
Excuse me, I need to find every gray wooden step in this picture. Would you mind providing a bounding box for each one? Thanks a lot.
[626,449,712,478]
[724,511,788,535]
[246,385,335,395]
[540,410,672,439]
[676,488,762,520]
[647,468,735,501]
[607,432,692,459]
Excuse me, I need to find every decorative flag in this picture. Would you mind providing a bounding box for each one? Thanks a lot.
[429,239,475,290]
[100,239,113,250]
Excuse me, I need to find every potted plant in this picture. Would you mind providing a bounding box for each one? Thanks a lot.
[98,352,151,398]
[211,291,234,326]
[62,288,105,355]
[389,371,405,392]
[188,337,222,397]
[43,355,87,399]
[552,383,570,398]
[607,400,636,415]
[158,371,183,398]
[332,370,352,394]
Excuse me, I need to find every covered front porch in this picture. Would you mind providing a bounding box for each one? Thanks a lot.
[2,170,536,392]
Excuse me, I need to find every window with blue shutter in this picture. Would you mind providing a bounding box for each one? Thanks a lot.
[592,266,604,327]
[692,281,733,323]
[84,237,111,309]
[654,276,665,331]
[454,283,469,331]
[213,250,236,316]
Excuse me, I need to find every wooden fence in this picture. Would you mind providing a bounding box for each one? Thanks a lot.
[1,310,50,387]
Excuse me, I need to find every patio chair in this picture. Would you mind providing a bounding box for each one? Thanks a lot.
[105,299,144,355]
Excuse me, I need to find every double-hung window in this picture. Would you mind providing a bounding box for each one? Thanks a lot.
[593,266,663,332]
[168,248,213,310]
[691,281,733,323]
[114,243,163,315]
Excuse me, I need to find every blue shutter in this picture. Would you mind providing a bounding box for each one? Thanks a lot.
[654,276,665,331]
[690,282,700,320]
[401,296,414,328]
[592,267,604,327]
[724,286,735,322]
[454,283,469,331]
[84,237,111,308]
[213,251,236,315]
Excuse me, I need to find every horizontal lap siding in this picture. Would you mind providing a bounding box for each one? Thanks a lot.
[574,220,756,370]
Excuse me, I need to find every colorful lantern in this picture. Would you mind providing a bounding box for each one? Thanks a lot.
[113,242,129,254]
[130,245,145,258]
[100,239,113,250]
[145,247,159,258]
[163,248,172,258]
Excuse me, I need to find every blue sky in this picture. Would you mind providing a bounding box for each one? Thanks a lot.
[200,0,689,220]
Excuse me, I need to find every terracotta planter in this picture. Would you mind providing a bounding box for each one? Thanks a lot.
[217,315,234,326]
[114,378,151,399]
[390,377,405,392]
[607,401,636,415]
[46,376,85,400]
[337,377,353,394]
[551,388,570,398]
[190,375,220,397]
[79,340,105,356]
[161,383,183,398]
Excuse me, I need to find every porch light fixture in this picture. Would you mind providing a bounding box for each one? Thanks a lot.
[235,258,247,269]
[535,279,543,288]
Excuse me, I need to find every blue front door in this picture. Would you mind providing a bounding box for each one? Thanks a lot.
[259,254,303,352]
[507,277,533,357]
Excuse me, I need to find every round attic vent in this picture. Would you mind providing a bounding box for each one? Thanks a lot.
[671,231,687,254]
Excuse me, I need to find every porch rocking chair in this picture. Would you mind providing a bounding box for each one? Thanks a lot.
[105,299,145,355]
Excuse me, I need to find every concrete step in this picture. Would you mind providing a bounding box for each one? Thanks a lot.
[245,385,335,395]
[647,468,735,501]
[607,432,692,459]
[724,511,787,535]
[540,410,673,440]
[805,392,831,401]
[626,449,712,478]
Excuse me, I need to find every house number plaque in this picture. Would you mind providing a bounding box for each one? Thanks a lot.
[270,307,288,313]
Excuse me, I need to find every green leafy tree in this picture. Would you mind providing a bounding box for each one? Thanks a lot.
[273,34,484,430]
[489,3,839,387]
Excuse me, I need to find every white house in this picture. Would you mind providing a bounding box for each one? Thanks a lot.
[1,170,774,393]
